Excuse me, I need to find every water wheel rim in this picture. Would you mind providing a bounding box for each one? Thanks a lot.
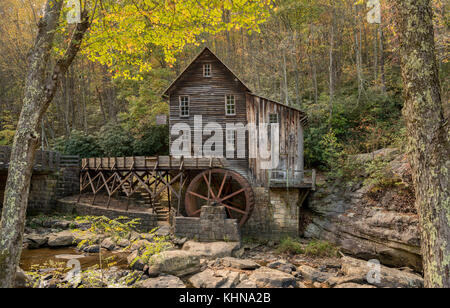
[185,168,254,227]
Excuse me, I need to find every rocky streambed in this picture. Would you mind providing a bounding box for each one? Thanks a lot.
[18,216,424,289]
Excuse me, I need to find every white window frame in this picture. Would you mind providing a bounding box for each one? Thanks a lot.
[225,94,236,116]
[203,64,211,77]
[179,96,189,117]
[226,128,236,151]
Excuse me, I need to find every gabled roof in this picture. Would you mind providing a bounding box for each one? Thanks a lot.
[162,47,251,97]
[162,47,308,124]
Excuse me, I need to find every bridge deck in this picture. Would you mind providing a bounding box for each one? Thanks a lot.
[81,156,228,171]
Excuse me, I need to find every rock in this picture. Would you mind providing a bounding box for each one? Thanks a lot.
[156,225,171,237]
[220,257,260,270]
[302,148,422,271]
[334,282,377,289]
[117,239,130,248]
[340,256,423,288]
[267,260,296,274]
[148,250,201,277]
[47,230,75,247]
[43,220,70,229]
[130,240,151,252]
[127,251,146,272]
[247,267,296,288]
[296,281,308,288]
[173,237,188,246]
[83,245,100,253]
[297,265,333,283]
[182,241,240,259]
[101,238,116,251]
[189,269,240,288]
[15,267,30,288]
[24,233,48,249]
[236,279,258,288]
[136,275,186,288]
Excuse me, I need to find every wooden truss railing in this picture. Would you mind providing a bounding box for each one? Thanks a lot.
[78,156,226,214]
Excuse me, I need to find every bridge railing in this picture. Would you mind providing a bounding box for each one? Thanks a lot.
[0,145,69,173]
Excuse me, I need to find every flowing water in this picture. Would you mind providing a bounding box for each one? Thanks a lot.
[20,247,129,271]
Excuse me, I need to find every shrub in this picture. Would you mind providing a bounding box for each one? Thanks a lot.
[303,240,338,257]
[133,125,169,156]
[97,122,135,157]
[53,130,102,158]
[276,237,304,254]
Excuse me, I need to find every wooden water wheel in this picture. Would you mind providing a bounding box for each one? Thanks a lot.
[185,169,255,226]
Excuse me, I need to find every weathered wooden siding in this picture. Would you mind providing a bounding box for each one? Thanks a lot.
[246,93,306,185]
[167,49,249,169]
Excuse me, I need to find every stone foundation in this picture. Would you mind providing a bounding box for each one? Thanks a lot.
[0,164,80,216]
[241,187,303,240]
[174,206,240,242]
[56,199,158,232]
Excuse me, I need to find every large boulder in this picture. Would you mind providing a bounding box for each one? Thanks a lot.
[247,267,296,288]
[340,256,423,288]
[24,233,48,249]
[148,250,201,277]
[47,230,75,247]
[189,269,241,288]
[136,275,186,288]
[182,241,240,259]
[302,149,422,271]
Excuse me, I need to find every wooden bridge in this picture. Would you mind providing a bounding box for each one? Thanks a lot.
[79,155,316,226]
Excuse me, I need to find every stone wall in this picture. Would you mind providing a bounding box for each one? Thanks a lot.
[241,187,302,240]
[56,199,159,232]
[174,206,240,242]
[0,161,80,216]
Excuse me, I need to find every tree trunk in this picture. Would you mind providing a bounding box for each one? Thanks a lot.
[379,26,387,94]
[392,0,450,288]
[0,0,89,287]
[329,6,335,122]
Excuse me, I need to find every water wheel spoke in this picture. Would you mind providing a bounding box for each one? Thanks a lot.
[202,172,216,199]
[224,199,244,210]
[220,188,245,202]
[221,203,247,215]
[185,169,254,226]
[187,190,210,201]
[217,171,229,199]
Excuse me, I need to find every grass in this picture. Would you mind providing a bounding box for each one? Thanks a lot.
[276,237,339,257]
[303,240,339,257]
[276,237,304,254]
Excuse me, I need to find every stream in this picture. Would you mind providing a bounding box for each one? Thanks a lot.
[20,247,129,272]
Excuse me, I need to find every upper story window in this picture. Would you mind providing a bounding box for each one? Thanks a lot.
[203,64,211,77]
[269,113,279,124]
[179,96,189,117]
[225,95,236,116]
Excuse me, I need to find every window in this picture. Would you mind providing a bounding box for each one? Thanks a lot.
[226,128,236,151]
[179,96,189,117]
[269,113,279,124]
[203,64,211,77]
[225,95,236,116]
